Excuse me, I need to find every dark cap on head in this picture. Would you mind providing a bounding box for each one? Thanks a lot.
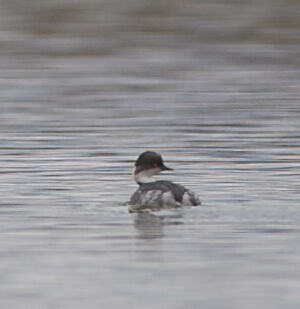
[135,151,172,172]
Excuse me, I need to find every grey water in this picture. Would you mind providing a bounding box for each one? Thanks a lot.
[0,0,300,308]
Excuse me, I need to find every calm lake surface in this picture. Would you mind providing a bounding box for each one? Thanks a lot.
[0,0,300,308]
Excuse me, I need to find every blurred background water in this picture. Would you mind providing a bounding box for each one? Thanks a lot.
[0,0,300,308]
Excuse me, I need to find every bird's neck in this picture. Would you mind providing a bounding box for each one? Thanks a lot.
[133,168,158,184]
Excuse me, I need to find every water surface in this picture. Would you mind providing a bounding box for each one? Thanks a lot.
[0,0,300,308]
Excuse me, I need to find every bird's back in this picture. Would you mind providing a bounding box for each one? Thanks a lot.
[129,180,200,212]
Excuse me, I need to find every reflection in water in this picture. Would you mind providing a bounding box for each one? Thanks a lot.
[134,213,165,239]
[133,211,184,239]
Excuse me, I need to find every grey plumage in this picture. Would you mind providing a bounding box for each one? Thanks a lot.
[129,180,201,212]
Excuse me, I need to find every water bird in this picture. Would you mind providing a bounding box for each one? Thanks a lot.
[129,151,201,212]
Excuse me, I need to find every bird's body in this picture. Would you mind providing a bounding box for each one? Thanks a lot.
[128,151,201,212]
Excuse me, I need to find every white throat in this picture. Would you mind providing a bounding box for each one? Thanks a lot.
[133,167,160,184]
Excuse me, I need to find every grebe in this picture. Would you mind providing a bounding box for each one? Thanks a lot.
[129,151,201,212]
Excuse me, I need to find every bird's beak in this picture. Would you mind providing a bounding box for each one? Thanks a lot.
[161,164,173,171]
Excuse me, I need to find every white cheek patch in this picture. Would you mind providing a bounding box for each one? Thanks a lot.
[144,168,161,177]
